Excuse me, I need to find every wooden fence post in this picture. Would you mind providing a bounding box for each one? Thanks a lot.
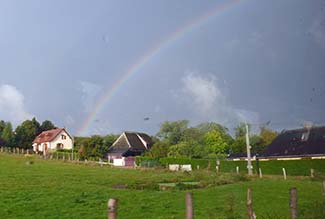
[236,166,239,175]
[247,188,255,219]
[310,169,314,178]
[289,188,298,219]
[186,192,193,219]
[108,198,118,219]
[259,168,263,178]
[282,168,287,180]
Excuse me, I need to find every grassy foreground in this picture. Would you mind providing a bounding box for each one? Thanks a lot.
[0,154,324,219]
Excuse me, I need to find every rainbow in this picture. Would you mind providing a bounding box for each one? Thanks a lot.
[77,0,242,136]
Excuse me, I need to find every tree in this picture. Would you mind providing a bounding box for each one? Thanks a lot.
[181,127,203,143]
[40,120,56,132]
[249,134,264,153]
[260,127,278,146]
[0,120,7,146]
[196,122,229,135]
[156,120,189,145]
[204,130,228,156]
[145,141,169,158]
[103,134,119,148]
[1,122,14,147]
[230,137,246,154]
[31,117,41,135]
[0,120,6,134]
[77,135,105,159]
[234,122,251,138]
[168,141,193,158]
[14,118,41,149]
[197,122,234,147]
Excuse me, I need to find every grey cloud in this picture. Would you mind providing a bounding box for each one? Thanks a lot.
[177,72,259,127]
[0,84,33,124]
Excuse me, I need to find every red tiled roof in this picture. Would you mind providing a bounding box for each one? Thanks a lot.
[33,128,65,144]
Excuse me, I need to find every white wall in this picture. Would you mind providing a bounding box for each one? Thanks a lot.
[33,130,73,152]
[113,158,125,166]
[49,130,73,150]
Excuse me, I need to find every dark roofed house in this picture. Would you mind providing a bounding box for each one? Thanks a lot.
[107,132,153,166]
[261,126,325,159]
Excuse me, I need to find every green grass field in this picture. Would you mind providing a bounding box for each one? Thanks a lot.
[0,154,324,219]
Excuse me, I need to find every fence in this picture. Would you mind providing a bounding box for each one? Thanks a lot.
[107,183,325,219]
[0,146,112,166]
[0,147,323,177]
[0,146,33,155]
[136,157,325,176]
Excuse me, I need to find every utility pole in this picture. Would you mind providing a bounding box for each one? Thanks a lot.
[72,135,74,161]
[246,123,253,176]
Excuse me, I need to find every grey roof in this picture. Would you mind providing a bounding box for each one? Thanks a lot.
[261,126,325,157]
[108,132,153,157]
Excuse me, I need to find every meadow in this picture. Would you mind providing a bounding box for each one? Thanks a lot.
[0,154,324,219]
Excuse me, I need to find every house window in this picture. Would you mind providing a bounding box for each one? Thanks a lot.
[57,143,64,149]
[61,135,66,140]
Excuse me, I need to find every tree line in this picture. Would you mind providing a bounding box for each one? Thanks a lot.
[145,120,278,159]
[0,118,56,149]
[0,118,278,159]
[0,118,119,159]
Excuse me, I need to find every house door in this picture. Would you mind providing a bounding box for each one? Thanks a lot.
[44,144,48,155]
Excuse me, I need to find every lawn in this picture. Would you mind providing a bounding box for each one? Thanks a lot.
[0,154,324,219]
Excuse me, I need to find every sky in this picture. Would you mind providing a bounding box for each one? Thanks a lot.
[0,0,325,136]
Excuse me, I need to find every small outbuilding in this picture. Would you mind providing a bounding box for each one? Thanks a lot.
[107,131,153,166]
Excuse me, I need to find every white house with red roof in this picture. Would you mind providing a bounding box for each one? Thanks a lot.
[32,128,73,155]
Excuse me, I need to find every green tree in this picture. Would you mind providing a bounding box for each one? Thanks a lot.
[234,122,251,138]
[0,120,7,146]
[31,117,41,135]
[40,120,56,132]
[196,122,234,148]
[156,120,189,145]
[260,127,278,146]
[14,118,41,149]
[181,127,203,143]
[249,134,264,153]
[204,130,228,156]
[103,134,119,148]
[77,136,105,159]
[196,122,229,135]
[145,141,169,158]
[1,122,14,147]
[230,137,246,154]
[168,141,192,158]
[0,120,6,134]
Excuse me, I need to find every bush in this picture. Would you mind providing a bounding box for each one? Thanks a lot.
[136,156,325,176]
